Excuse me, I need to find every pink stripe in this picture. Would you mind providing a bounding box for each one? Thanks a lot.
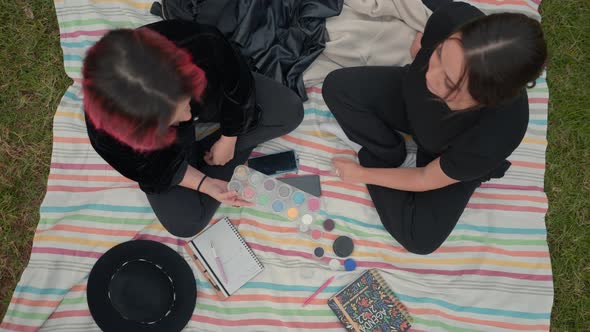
[31,247,103,259]
[305,87,322,94]
[60,29,107,38]
[134,234,186,247]
[47,185,137,192]
[528,97,548,103]
[322,190,374,207]
[466,203,548,213]
[51,162,113,170]
[0,322,39,332]
[192,315,342,329]
[49,310,89,319]
[357,261,553,281]
[249,243,552,281]
[479,183,544,192]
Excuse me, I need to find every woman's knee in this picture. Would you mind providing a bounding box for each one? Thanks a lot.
[322,69,350,109]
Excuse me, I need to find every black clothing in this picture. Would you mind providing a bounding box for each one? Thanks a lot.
[147,73,303,237]
[322,2,529,254]
[85,21,304,237]
[151,0,344,100]
[86,20,284,194]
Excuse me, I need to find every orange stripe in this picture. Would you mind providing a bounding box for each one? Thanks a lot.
[471,192,548,203]
[49,174,134,183]
[36,224,137,236]
[411,308,548,330]
[510,160,545,169]
[321,180,368,193]
[10,297,60,307]
[53,136,90,144]
[71,285,86,292]
[281,135,356,155]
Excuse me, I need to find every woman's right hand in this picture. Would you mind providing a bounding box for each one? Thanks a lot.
[200,177,253,207]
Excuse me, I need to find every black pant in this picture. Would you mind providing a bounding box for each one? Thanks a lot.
[323,67,481,255]
[147,73,304,237]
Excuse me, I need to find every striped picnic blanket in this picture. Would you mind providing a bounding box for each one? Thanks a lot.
[1,0,553,331]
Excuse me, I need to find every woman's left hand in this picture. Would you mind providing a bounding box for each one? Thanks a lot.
[205,135,237,166]
[333,157,365,183]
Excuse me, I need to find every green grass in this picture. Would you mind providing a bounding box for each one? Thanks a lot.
[541,0,590,330]
[0,0,588,329]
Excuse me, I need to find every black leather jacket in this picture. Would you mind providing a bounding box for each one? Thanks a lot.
[85,20,259,193]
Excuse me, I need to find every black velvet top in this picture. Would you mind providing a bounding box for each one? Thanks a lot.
[85,20,257,194]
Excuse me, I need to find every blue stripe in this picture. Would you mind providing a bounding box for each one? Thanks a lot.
[41,204,152,213]
[196,280,549,319]
[304,108,334,118]
[15,286,68,295]
[64,91,81,101]
[318,211,385,230]
[455,224,547,235]
[529,119,547,125]
[397,293,550,320]
[196,280,342,293]
[61,40,95,48]
[63,54,83,61]
[535,77,546,84]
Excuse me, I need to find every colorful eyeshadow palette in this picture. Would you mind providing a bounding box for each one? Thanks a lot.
[229,166,322,224]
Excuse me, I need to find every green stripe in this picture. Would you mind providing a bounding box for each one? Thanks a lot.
[40,214,153,225]
[217,207,393,240]
[5,310,48,320]
[217,207,290,222]
[447,235,546,246]
[65,66,81,72]
[413,317,484,332]
[61,297,87,305]
[197,303,334,316]
[59,19,136,29]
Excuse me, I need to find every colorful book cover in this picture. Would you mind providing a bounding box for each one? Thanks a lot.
[328,269,412,332]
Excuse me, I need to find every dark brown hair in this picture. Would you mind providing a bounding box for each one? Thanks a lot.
[445,13,547,108]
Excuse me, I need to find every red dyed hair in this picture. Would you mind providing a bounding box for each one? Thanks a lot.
[82,28,207,151]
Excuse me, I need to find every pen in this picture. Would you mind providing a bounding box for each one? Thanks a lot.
[209,240,228,284]
[302,276,335,307]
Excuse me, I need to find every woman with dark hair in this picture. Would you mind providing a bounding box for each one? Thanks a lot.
[322,2,547,254]
[83,20,303,237]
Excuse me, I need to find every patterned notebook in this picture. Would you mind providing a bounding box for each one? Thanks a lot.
[328,269,412,332]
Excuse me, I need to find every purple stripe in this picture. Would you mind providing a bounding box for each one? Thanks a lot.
[357,261,553,281]
[51,162,113,170]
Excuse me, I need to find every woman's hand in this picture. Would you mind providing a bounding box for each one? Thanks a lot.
[205,135,237,166]
[410,31,423,59]
[333,157,366,183]
[200,177,253,206]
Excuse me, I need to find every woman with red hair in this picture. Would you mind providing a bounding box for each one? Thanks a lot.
[83,20,303,237]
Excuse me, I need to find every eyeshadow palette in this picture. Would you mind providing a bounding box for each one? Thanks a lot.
[229,166,322,224]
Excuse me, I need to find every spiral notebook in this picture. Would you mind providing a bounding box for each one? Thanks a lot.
[185,217,264,298]
[328,269,412,332]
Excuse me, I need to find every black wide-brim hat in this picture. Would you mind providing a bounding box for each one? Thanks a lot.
[87,240,196,332]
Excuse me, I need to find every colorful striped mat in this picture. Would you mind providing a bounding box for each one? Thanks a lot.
[1,0,553,331]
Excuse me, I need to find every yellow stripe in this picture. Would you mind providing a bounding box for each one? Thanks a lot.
[54,0,151,10]
[55,111,85,121]
[522,137,547,145]
[34,235,119,247]
[301,130,336,138]
[239,230,551,270]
